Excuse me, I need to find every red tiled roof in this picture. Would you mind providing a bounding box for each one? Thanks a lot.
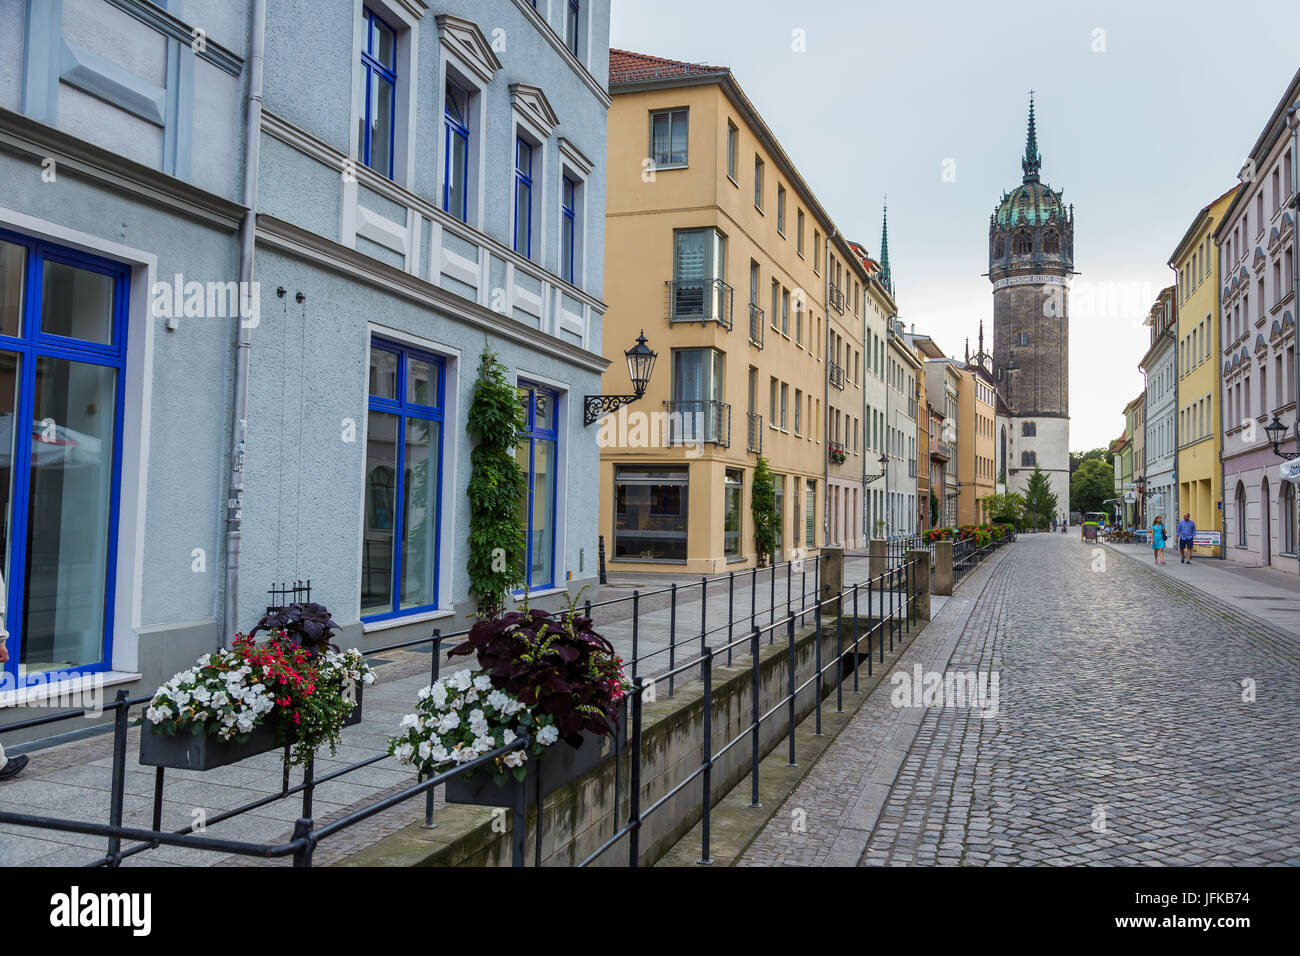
[609,49,728,87]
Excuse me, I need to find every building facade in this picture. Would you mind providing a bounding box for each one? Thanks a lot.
[1171,187,1236,556]
[851,237,895,542]
[925,357,962,526]
[1124,394,1145,526]
[0,0,613,706]
[1140,287,1177,527]
[1217,69,1299,573]
[957,344,996,525]
[885,317,921,536]
[600,50,872,573]
[989,97,1073,514]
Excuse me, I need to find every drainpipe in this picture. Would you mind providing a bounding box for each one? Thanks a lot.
[1289,106,1300,577]
[224,0,267,646]
[823,231,834,552]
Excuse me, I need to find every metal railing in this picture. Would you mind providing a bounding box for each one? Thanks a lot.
[828,282,845,314]
[829,361,846,390]
[747,411,762,454]
[0,539,1019,869]
[663,399,731,448]
[748,303,764,348]
[886,534,928,569]
[665,278,733,329]
[953,531,1013,585]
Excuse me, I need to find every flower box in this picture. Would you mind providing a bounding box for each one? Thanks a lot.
[444,730,610,809]
[140,722,282,771]
[342,682,364,728]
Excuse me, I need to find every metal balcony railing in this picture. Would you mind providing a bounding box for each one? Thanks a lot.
[747,412,762,454]
[829,361,846,390]
[748,303,764,348]
[664,399,731,448]
[828,282,845,314]
[665,278,733,329]
[828,440,847,465]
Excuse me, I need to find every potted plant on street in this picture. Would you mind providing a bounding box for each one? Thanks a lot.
[388,598,630,807]
[140,603,374,771]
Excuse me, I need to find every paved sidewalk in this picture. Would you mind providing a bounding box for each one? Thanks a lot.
[1103,541,1300,638]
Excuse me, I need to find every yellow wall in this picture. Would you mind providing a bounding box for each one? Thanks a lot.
[957,368,995,524]
[600,79,868,572]
[1172,188,1236,557]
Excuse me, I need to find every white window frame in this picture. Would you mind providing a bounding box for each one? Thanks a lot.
[557,137,593,290]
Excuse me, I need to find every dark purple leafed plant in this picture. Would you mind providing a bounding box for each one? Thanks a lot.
[449,606,630,748]
[250,602,341,656]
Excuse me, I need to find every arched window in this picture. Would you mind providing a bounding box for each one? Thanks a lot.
[1281,481,1297,556]
[1013,230,1032,255]
[1235,481,1247,547]
[1043,230,1060,254]
[994,236,1006,258]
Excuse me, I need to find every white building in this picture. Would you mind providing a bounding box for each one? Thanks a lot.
[1141,288,1178,522]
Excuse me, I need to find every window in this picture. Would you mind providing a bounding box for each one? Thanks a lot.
[363,340,445,620]
[1282,482,1297,556]
[651,109,688,167]
[780,383,788,429]
[0,235,128,686]
[769,376,777,425]
[1015,332,1029,346]
[726,122,738,181]
[1022,421,1036,437]
[1013,230,1032,254]
[672,228,727,321]
[565,0,580,56]
[777,185,786,234]
[443,79,471,221]
[814,230,821,273]
[773,475,784,561]
[1043,231,1059,254]
[1236,482,1247,547]
[805,481,816,547]
[754,155,764,208]
[794,388,803,434]
[359,7,398,178]
[1020,451,1036,468]
[797,209,805,255]
[615,468,688,562]
[724,470,743,559]
[513,136,534,258]
[781,287,789,335]
[671,347,724,443]
[515,383,559,591]
[560,176,577,284]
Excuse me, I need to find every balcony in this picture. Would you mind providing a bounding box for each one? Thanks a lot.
[665,278,733,329]
[828,282,845,315]
[930,442,952,461]
[828,440,847,465]
[748,303,764,348]
[829,360,846,390]
[664,399,731,448]
[747,412,762,454]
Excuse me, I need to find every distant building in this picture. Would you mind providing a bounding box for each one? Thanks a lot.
[1140,287,1178,528]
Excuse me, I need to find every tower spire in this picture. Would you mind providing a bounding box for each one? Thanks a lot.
[879,200,893,295]
[1022,90,1041,182]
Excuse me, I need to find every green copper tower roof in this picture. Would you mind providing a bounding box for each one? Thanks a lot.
[1022,91,1041,182]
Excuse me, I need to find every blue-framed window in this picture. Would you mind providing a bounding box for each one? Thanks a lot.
[565,1,580,56]
[0,231,128,688]
[561,176,576,285]
[516,383,558,591]
[362,340,444,621]
[443,80,470,222]
[514,137,534,259]
[359,6,397,179]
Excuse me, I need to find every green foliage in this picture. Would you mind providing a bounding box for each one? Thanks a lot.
[982,490,1024,527]
[1070,447,1111,471]
[466,348,526,616]
[751,456,777,565]
[1022,466,1058,528]
[929,488,939,527]
[1070,458,1114,515]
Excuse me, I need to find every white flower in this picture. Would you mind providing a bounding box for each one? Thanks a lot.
[502,751,525,768]
[429,745,449,763]
[399,713,419,731]
[473,674,492,691]
[487,690,510,712]
[437,711,461,733]
[536,725,559,746]
[449,669,473,691]
[502,729,516,745]
[418,740,433,761]
[473,735,495,754]
[394,742,414,763]
[428,682,448,709]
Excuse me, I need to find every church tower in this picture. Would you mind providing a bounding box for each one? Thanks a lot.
[988,94,1073,516]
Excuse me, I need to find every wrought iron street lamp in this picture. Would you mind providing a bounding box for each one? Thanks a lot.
[584,331,657,426]
[864,452,889,485]
[1264,414,1298,460]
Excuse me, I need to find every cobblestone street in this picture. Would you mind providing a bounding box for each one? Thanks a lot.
[740,534,1300,866]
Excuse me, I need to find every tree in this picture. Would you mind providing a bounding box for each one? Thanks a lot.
[751,456,777,565]
[466,348,526,616]
[982,491,1024,527]
[930,488,939,527]
[1022,466,1058,529]
[1070,458,1114,515]
[1070,447,1110,471]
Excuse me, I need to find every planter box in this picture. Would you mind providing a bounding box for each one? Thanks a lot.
[444,730,610,809]
[141,684,364,770]
[140,722,282,771]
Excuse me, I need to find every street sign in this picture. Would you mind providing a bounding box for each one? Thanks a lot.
[1123,491,1137,504]
[1280,459,1300,482]
[1194,530,1221,547]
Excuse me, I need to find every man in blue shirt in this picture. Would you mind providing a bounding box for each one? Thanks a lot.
[1176,513,1197,563]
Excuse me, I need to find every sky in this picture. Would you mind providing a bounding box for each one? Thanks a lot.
[609,0,1299,453]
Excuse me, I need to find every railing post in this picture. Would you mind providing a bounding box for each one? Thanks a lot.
[512,749,528,867]
[907,549,932,623]
[291,817,315,867]
[727,571,734,667]
[700,576,708,658]
[598,534,607,585]
[770,558,776,626]
[424,629,443,828]
[669,583,677,699]
[106,689,129,866]
[934,540,954,596]
[835,589,844,713]
[631,590,640,680]
[813,598,823,736]
[786,614,797,767]
[750,566,757,634]
[785,560,791,617]
[698,647,714,865]
[302,757,315,820]
[629,680,644,867]
[749,626,762,809]
[852,583,861,692]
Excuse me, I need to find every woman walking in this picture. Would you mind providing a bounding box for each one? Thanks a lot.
[1151,515,1168,565]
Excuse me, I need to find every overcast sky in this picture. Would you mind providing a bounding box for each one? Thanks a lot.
[609,0,1299,452]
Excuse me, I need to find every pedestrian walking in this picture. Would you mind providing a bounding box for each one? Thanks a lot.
[0,633,29,781]
[1176,513,1197,563]
[1151,516,1168,565]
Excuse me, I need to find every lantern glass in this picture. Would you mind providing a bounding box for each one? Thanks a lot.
[625,331,657,397]
[1265,414,1286,450]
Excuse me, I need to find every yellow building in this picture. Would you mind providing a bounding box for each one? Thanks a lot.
[599,50,871,573]
[956,347,997,525]
[1170,186,1237,556]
